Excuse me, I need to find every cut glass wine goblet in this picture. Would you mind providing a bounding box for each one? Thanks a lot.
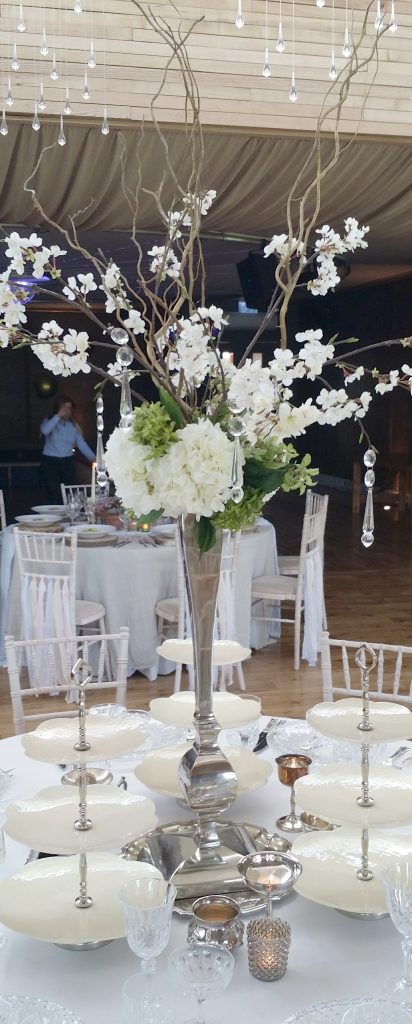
[275,754,312,832]
[169,943,234,1024]
[120,878,176,1024]
[381,861,412,1001]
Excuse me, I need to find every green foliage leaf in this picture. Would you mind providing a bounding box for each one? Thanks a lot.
[192,516,217,554]
[158,387,183,429]
[133,508,163,527]
[243,458,287,493]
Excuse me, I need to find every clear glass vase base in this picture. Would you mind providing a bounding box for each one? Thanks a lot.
[122,821,291,900]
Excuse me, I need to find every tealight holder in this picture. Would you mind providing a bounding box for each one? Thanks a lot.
[247,917,291,981]
[237,851,302,919]
[275,754,312,833]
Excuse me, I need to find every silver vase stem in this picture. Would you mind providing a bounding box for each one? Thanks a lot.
[75,852,93,909]
[357,827,373,881]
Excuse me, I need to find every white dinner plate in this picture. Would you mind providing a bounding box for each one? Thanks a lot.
[281,998,412,1024]
[31,504,67,517]
[15,514,60,525]
[4,784,158,854]
[22,715,146,764]
[0,853,161,943]
[150,691,260,729]
[156,639,251,667]
[67,524,117,535]
[135,743,272,798]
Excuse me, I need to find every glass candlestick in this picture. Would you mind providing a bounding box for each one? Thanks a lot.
[275,754,312,833]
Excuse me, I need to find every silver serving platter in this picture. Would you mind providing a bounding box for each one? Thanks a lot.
[174,892,267,916]
[281,998,412,1023]
[122,820,291,900]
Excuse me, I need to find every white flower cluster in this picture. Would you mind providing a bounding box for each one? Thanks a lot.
[105,418,234,519]
[263,219,369,298]
[166,189,217,232]
[264,235,305,261]
[148,245,181,281]
[33,321,90,376]
[165,305,227,388]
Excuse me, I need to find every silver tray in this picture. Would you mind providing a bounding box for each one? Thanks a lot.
[122,820,291,900]
[174,892,267,916]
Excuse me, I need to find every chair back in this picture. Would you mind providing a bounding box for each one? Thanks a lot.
[4,628,129,734]
[320,630,412,704]
[0,489,6,532]
[298,497,328,666]
[61,483,93,505]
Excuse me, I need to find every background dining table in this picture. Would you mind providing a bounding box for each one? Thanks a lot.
[0,520,279,677]
[0,726,406,1024]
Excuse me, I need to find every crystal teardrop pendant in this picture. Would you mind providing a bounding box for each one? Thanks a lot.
[64,88,72,115]
[58,114,66,146]
[276,22,285,52]
[119,370,133,432]
[101,105,109,135]
[17,5,26,32]
[289,72,298,102]
[50,53,58,80]
[6,79,13,107]
[11,43,20,71]
[329,50,337,79]
[375,0,383,30]
[0,109,8,136]
[235,2,244,28]
[82,72,90,100]
[342,27,351,57]
[389,0,397,31]
[74,0,82,11]
[262,47,271,77]
[88,41,96,68]
[40,27,48,55]
[32,101,40,131]
[38,83,46,111]
[316,0,326,7]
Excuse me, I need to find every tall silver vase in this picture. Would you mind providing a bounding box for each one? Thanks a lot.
[178,515,237,850]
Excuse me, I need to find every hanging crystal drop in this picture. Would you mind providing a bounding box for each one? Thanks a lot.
[17,5,26,31]
[289,72,298,102]
[276,22,285,52]
[116,345,134,367]
[228,405,245,504]
[74,0,82,11]
[50,53,59,80]
[342,27,351,57]
[32,101,40,131]
[88,41,96,68]
[101,105,109,135]
[316,0,326,7]
[262,47,271,78]
[235,1,244,29]
[375,0,383,30]
[389,1,397,31]
[64,88,72,114]
[119,369,133,432]
[11,43,20,71]
[58,114,66,146]
[6,79,13,107]
[40,27,48,56]
[364,449,376,468]
[361,449,376,548]
[329,50,337,79]
[82,72,90,100]
[38,82,46,111]
[0,109,8,136]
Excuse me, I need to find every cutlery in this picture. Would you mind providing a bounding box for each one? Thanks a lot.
[384,746,409,766]
[253,718,286,753]
[117,776,128,790]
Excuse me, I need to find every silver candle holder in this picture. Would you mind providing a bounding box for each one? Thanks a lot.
[355,644,378,883]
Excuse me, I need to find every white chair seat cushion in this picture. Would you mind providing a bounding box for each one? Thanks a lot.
[278,555,299,576]
[75,599,106,627]
[251,574,297,601]
[155,597,179,622]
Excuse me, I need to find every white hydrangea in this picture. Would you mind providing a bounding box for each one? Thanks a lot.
[105,428,156,515]
[151,419,234,519]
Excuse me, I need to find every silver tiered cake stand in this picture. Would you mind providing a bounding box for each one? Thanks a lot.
[293,645,412,918]
[0,659,161,949]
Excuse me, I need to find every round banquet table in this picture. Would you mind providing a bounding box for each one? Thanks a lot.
[0,520,279,677]
[0,730,405,1024]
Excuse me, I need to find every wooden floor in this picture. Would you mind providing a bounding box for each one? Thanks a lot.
[1,491,411,738]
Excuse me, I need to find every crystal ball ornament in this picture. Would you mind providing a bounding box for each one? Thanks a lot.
[364,449,376,468]
[111,327,129,346]
[364,470,375,488]
[116,346,134,368]
[361,531,374,549]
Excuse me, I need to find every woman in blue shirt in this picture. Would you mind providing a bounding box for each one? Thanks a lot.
[41,395,95,503]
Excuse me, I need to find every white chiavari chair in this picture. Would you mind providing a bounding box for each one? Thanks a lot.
[320,630,412,705]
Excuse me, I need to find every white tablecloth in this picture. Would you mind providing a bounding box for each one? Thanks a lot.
[0,521,279,678]
[0,732,403,1024]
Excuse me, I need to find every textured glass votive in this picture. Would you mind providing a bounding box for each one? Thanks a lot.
[247,918,291,982]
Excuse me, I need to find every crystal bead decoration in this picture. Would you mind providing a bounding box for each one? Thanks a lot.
[74,0,82,11]
[101,106,109,135]
[111,327,129,345]
[57,114,66,147]
[38,84,46,111]
[228,399,246,505]
[276,23,285,52]
[329,52,337,79]
[235,2,244,29]
[361,449,376,548]
[116,346,134,368]
[17,5,26,32]
[375,0,383,31]
[82,73,90,100]
[6,80,13,107]
[316,0,326,7]
[289,73,298,102]
[64,89,72,115]
[32,101,40,131]
[0,109,8,136]
[342,27,351,57]
[88,41,96,68]
[50,53,59,80]
[95,394,109,495]
[389,1,397,31]
[40,27,48,55]
[262,47,271,77]
[118,357,133,433]
[11,43,20,71]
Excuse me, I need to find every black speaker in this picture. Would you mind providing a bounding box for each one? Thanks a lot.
[236,250,277,312]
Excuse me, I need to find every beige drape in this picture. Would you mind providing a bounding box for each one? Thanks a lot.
[1,119,412,261]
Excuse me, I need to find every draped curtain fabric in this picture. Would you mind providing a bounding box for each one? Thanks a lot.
[1,120,412,263]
